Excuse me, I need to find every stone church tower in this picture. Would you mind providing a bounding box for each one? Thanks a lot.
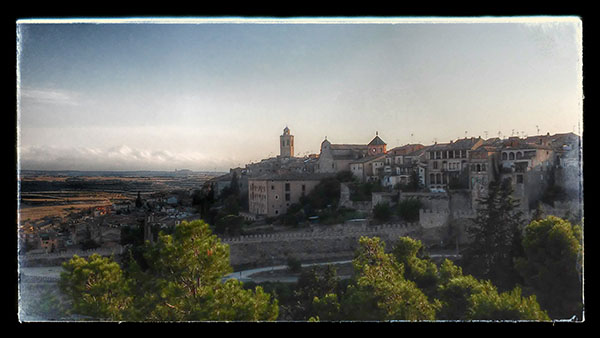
[280,126,294,157]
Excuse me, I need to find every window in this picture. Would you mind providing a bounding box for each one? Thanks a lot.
[302,184,306,192]
[516,174,524,184]
[509,152,515,160]
[502,152,508,160]
[516,152,523,159]
[285,193,290,201]
[433,161,438,169]
[285,183,290,191]
[430,173,435,184]
[442,151,447,159]
[430,152,435,160]
[481,164,486,171]
[271,185,275,190]
[477,164,481,172]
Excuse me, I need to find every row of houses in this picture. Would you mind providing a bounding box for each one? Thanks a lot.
[209,127,581,218]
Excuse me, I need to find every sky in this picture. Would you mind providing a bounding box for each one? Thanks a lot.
[16,17,583,172]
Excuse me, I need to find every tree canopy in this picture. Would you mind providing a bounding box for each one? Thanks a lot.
[515,216,583,319]
[463,178,524,290]
[59,220,278,321]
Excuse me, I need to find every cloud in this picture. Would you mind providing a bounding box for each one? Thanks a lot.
[18,87,82,106]
[18,145,235,172]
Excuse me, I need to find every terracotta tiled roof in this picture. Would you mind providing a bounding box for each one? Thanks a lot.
[249,172,334,181]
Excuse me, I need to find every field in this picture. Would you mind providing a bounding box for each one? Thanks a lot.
[17,171,219,228]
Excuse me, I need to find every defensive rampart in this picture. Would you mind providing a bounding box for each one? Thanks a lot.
[222,223,420,268]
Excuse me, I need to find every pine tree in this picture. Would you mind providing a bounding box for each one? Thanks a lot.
[463,178,524,290]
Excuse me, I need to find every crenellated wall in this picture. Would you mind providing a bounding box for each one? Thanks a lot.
[222,223,420,268]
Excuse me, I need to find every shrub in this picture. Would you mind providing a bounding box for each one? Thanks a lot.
[397,198,422,222]
[373,202,392,222]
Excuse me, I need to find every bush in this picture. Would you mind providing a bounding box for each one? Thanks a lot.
[373,202,392,222]
[287,256,302,273]
[349,181,383,202]
[214,214,245,236]
[397,198,422,222]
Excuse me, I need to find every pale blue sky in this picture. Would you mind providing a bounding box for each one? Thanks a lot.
[17,18,583,171]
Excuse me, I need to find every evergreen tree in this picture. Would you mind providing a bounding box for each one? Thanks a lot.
[59,220,278,321]
[463,178,524,290]
[135,191,143,208]
[515,216,583,319]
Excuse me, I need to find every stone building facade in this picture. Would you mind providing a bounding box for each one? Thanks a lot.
[248,173,333,217]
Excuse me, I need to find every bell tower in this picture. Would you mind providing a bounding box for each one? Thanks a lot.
[280,126,294,157]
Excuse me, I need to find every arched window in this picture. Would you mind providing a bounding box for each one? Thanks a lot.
[430,173,435,184]
[477,164,481,172]
[509,152,515,160]
[436,173,441,184]
[502,152,508,160]
[516,152,522,159]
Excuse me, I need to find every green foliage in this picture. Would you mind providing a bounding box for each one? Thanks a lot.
[335,170,356,183]
[311,293,342,321]
[468,285,549,321]
[350,237,438,321]
[214,214,245,236]
[292,265,340,320]
[463,178,524,290]
[59,220,278,321]
[349,181,382,202]
[286,256,302,274]
[59,254,133,321]
[305,235,550,322]
[303,177,341,210]
[392,237,439,297]
[396,198,422,222]
[515,216,583,319]
[372,202,393,222]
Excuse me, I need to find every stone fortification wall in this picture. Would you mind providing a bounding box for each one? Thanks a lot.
[400,192,448,210]
[223,223,420,267]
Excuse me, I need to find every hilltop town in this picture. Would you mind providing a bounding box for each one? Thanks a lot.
[213,126,581,223]
[18,126,582,268]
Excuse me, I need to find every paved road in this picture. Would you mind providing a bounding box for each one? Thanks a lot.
[223,260,353,283]
[20,254,460,284]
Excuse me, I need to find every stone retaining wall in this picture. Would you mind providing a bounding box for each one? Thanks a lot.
[223,223,420,267]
